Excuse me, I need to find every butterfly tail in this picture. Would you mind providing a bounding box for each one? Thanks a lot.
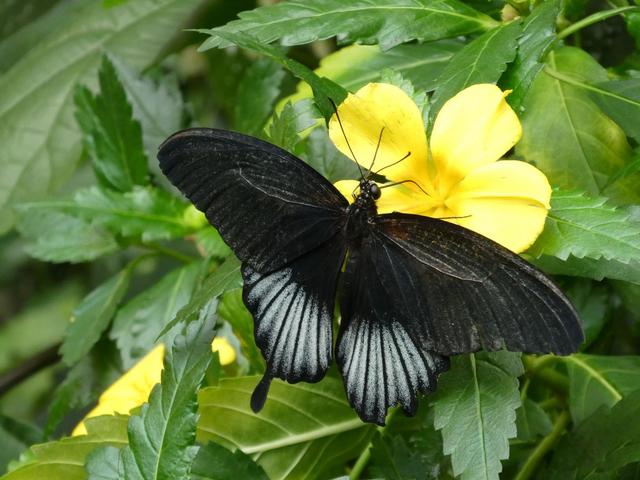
[250,373,273,413]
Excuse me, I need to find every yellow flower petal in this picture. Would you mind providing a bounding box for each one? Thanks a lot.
[328,83,430,186]
[72,344,165,436]
[431,84,522,192]
[212,337,236,365]
[446,160,551,253]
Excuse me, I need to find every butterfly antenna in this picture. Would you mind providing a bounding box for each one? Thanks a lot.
[375,151,411,177]
[329,98,365,180]
[380,178,431,197]
[366,126,385,179]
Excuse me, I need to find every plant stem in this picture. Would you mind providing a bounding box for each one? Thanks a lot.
[523,356,569,395]
[514,410,571,480]
[0,344,61,396]
[142,242,194,263]
[557,6,640,40]
[349,407,400,479]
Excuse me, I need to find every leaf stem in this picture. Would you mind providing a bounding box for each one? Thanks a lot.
[0,344,61,396]
[142,242,195,263]
[523,356,569,395]
[514,409,570,480]
[556,6,640,40]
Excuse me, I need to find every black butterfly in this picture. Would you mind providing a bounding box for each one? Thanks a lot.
[158,128,583,425]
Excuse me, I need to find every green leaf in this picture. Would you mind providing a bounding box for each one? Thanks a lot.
[1,415,128,480]
[285,40,462,107]
[60,266,133,366]
[217,289,264,373]
[302,128,361,183]
[194,228,232,260]
[548,390,640,479]
[430,21,522,119]
[562,279,609,347]
[199,0,497,51]
[528,190,640,283]
[516,47,635,202]
[433,351,523,480]
[0,416,42,474]
[203,30,347,121]
[268,100,320,154]
[108,54,183,157]
[515,398,552,442]
[190,442,269,480]
[157,256,242,339]
[75,55,148,192]
[233,58,286,137]
[110,262,202,368]
[532,254,640,285]
[590,79,640,142]
[501,0,561,111]
[118,311,216,480]
[15,205,118,263]
[0,0,204,232]
[197,376,373,480]
[564,354,640,425]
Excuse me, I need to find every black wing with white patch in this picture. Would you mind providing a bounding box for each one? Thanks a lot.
[158,128,348,272]
[244,235,346,412]
[337,242,449,425]
[372,213,583,356]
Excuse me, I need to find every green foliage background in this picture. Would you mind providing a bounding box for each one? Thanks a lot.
[1,0,640,479]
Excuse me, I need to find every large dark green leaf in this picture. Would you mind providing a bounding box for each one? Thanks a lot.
[1,416,128,480]
[0,0,205,233]
[515,399,552,442]
[117,312,216,480]
[60,266,133,366]
[501,0,561,111]
[528,190,640,284]
[590,79,640,142]
[75,55,149,192]
[190,442,269,480]
[516,47,635,202]
[199,0,497,51]
[548,390,640,480]
[197,377,373,480]
[233,58,286,137]
[0,416,42,474]
[302,128,361,183]
[433,352,523,480]
[430,21,522,119]
[564,354,640,425]
[110,262,202,368]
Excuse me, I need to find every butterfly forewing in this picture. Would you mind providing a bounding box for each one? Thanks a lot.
[373,213,584,356]
[158,128,348,273]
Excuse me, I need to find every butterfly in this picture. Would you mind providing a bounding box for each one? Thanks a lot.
[158,127,583,425]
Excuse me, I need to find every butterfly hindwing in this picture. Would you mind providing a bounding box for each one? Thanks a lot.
[243,235,346,387]
[337,243,450,425]
[372,213,584,356]
[158,128,348,272]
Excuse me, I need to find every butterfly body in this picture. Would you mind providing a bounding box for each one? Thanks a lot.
[159,128,583,425]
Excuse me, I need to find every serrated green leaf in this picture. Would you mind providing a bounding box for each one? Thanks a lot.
[0,0,204,232]
[60,267,133,366]
[548,390,640,479]
[108,55,183,157]
[286,41,462,108]
[110,262,202,368]
[529,190,640,265]
[433,351,523,480]
[515,398,553,442]
[516,47,636,202]
[197,376,373,480]
[118,312,216,480]
[562,279,609,347]
[369,431,443,480]
[234,58,286,137]
[302,128,361,183]
[430,21,522,119]
[203,30,347,121]
[15,206,118,263]
[217,289,264,373]
[501,0,561,111]
[268,100,320,154]
[531,254,640,285]
[157,256,242,339]
[86,446,124,480]
[190,442,269,480]
[200,0,497,51]
[75,55,149,192]
[1,415,128,480]
[564,354,640,425]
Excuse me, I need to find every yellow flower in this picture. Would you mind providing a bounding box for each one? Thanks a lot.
[330,83,551,253]
[72,337,236,436]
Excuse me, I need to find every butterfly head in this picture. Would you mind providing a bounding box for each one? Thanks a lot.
[359,179,381,200]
